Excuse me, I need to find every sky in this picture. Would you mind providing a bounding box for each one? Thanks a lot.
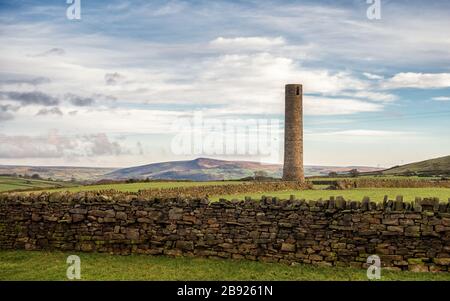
[0,0,449,168]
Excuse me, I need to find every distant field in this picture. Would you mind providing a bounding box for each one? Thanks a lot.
[4,177,449,203]
[1,250,448,281]
[307,176,441,181]
[21,175,446,194]
[210,188,450,202]
[7,180,449,202]
[27,180,245,193]
[0,176,73,193]
[0,165,115,182]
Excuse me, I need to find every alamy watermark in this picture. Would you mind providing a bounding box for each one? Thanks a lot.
[366,255,381,280]
[367,0,381,20]
[66,1,381,21]
[170,111,282,164]
[66,0,81,20]
[66,255,81,280]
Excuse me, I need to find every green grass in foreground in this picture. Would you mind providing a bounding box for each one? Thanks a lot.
[1,250,449,281]
[210,188,450,202]
[25,181,244,194]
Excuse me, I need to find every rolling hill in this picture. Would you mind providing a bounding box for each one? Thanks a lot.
[0,158,384,182]
[0,165,115,182]
[103,157,383,181]
[104,158,280,181]
[380,155,450,176]
[0,176,74,192]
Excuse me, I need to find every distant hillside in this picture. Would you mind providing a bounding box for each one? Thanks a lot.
[380,155,450,176]
[104,158,280,181]
[104,158,382,181]
[0,158,384,182]
[0,165,115,182]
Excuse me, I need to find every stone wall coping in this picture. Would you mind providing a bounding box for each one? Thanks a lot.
[1,192,449,213]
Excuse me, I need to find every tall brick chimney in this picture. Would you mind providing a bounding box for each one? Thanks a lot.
[282,84,304,182]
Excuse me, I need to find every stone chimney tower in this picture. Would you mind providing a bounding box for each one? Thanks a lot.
[282,84,304,182]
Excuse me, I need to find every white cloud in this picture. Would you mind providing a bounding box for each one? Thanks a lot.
[210,36,286,50]
[0,131,125,159]
[304,97,383,116]
[0,21,383,120]
[363,72,384,80]
[162,52,370,109]
[382,73,450,89]
[250,2,450,67]
[340,91,398,102]
[153,0,187,16]
[5,105,185,136]
[432,96,450,101]
[310,130,410,137]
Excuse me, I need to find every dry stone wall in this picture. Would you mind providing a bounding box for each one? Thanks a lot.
[1,192,450,272]
[133,181,312,198]
[335,179,450,189]
[4,181,312,197]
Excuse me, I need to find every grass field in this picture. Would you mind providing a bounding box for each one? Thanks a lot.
[210,188,450,202]
[307,175,441,181]
[2,175,448,203]
[7,179,449,203]
[0,176,73,193]
[29,180,244,193]
[0,250,449,281]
